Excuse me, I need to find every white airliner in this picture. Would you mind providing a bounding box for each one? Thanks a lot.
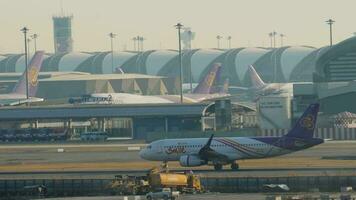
[139,103,324,170]
[69,63,230,104]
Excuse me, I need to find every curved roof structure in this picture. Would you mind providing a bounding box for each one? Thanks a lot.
[315,36,356,82]
[0,45,326,86]
[235,47,270,81]
[58,52,92,72]
[145,50,177,75]
[191,49,224,82]
[102,51,136,74]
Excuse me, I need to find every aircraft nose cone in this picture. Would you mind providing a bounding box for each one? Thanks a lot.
[139,149,147,159]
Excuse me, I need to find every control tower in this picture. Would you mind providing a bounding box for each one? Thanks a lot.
[52,15,73,53]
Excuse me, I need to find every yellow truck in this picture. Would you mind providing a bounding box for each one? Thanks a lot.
[108,168,202,195]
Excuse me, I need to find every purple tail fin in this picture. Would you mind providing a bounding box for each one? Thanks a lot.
[285,103,319,139]
[193,63,222,94]
[219,78,229,94]
[249,65,266,89]
[12,51,45,96]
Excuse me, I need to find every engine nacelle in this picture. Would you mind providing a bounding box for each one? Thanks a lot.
[179,155,205,167]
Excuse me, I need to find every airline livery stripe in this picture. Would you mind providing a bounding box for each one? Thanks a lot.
[214,138,254,158]
[217,138,266,157]
[222,138,267,156]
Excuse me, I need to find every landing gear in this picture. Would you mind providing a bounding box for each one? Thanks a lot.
[213,163,223,171]
[230,162,239,171]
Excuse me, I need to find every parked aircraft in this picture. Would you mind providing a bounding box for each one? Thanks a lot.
[139,103,323,170]
[248,65,293,98]
[0,51,45,106]
[69,63,230,104]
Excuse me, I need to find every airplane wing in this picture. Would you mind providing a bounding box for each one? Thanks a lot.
[198,134,229,162]
[0,97,44,106]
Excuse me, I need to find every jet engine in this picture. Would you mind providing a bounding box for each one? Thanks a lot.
[179,155,205,167]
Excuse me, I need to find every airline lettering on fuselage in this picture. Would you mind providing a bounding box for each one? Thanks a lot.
[165,146,186,154]
[300,114,314,130]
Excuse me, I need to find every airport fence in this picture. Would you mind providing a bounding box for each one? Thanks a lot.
[1,175,356,198]
[260,127,356,140]
[201,175,356,193]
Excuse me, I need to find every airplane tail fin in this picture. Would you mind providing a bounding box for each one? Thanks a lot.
[219,78,229,94]
[248,65,266,89]
[284,103,319,139]
[12,51,45,97]
[193,63,222,94]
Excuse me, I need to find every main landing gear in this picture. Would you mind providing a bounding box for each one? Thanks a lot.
[230,162,239,171]
[213,163,223,171]
[213,162,239,171]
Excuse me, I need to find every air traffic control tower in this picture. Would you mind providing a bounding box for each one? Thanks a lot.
[52,15,73,53]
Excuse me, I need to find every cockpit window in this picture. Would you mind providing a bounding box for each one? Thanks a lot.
[147,145,152,149]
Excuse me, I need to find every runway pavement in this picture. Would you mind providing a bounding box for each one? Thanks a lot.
[0,141,356,178]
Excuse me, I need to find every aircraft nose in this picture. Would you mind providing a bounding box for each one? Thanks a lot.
[139,148,147,159]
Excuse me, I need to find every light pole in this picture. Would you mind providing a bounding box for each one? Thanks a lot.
[175,23,184,103]
[280,34,285,47]
[132,37,137,51]
[31,34,38,52]
[216,35,223,49]
[27,38,31,57]
[21,27,29,102]
[139,36,145,51]
[227,36,232,49]
[108,32,116,73]
[268,33,273,48]
[326,19,335,46]
[272,31,277,48]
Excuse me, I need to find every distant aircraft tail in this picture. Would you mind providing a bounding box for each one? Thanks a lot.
[219,78,229,94]
[193,63,222,94]
[284,103,319,139]
[248,65,266,89]
[12,51,45,97]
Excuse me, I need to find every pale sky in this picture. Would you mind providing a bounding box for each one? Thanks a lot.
[0,0,354,54]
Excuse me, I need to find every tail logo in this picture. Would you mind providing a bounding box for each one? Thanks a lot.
[28,67,39,86]
[300,114,315,130]
[206,71,215,87]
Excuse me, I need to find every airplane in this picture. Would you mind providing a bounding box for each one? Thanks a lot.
[0,51,45,106]
[139,103,324,171]
[247,65,294,98]
[69,63,230,104]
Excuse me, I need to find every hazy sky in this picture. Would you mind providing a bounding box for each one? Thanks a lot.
[0,0,354,53]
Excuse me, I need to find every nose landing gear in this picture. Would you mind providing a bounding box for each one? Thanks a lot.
[231,162,239,171]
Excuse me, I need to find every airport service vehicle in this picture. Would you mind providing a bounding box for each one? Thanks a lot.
[140,103,324,170]
[69,63,230,105]
[146,188,180,200]
[0,51,45,106]
[109,168,202,195]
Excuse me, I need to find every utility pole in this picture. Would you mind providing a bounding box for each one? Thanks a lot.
[326,19,335,46]
[227,36,232,49]
[175,23,184,103]
[216,35,223,49]
[108,32,116,73]
[21,27,29,102]
[31,34,38,52]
